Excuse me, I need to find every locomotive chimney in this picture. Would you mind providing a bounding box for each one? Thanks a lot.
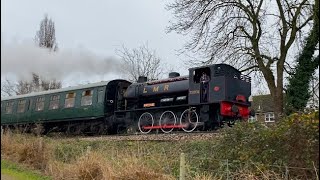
[137,76,148,83]
[169,72,180,78]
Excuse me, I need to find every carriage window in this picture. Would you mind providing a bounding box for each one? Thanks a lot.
[81,90,93,106]
[5,101,14,114]
[17,100,26,113]
[98,90,104,103]
[65,92,76,108]
[49,95,60,110]
[35,97,45,111]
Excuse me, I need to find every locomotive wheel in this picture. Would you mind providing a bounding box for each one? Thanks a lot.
[138,112,154,134]
[159,111,176,133]
[180,109,199,133]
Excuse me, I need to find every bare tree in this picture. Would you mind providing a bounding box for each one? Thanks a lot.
[1,14,62,97]
[1,79,18,97]
[167,0,315,120]
[35,14,58,51]
[1,74,62,97]
[117,44,164,82]
[31,14,62,93]
[18,73,62,94]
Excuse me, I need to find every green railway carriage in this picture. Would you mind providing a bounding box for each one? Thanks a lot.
[1,80,131,134]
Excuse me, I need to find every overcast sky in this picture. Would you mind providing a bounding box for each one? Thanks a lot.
[1,0,192,85]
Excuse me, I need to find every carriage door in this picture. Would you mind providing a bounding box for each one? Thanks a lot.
[105,82,118,115]
[116,82,131,110]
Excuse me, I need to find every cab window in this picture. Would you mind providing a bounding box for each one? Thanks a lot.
[193,67,211,83]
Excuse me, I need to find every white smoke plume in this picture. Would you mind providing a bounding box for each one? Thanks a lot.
[1,40,122,82]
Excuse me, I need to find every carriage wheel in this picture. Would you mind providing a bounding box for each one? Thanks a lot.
[159,111,176,133]
[91,124,104,135]
[138,112,154,134]
[31,123,45,135]
[66,125,76,135]
[180,109,199,132]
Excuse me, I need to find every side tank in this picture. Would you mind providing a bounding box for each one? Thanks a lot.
[124,76,189,99]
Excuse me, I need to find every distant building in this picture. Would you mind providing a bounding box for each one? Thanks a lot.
[250,83,319,123]
[250,94,276,123]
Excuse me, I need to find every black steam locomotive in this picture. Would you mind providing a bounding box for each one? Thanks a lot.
[1,64,254,134]
[117,63,254,133]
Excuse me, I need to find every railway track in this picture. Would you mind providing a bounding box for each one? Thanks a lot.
[55,130,223,142]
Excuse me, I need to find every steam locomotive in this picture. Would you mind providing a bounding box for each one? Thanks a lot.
[1,64,255,134]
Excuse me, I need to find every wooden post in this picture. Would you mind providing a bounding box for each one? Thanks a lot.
[1,126,3,136]
[313,161,319,180]
[180,153,186,180]
[86,146,92,155]
[226,159,229,180]
[39,137,43,150]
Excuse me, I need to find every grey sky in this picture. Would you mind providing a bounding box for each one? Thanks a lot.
[1,0,190,84]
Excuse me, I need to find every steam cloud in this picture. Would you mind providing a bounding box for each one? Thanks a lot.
[1,40,122,82]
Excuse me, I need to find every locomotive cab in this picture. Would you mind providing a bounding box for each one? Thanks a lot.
[188,64,253,127]
[188,64,251,105]
[188,66,213,104]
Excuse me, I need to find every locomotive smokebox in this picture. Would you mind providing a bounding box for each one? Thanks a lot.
[169,72,180,78]
[137,76,148,83]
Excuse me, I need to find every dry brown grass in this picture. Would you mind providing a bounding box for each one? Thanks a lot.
[193,173,215,180]
[45,152,111,180]
[1,132,51,170]
[45,151,174,180]
[229,169,283,180]
[1,131,18,156]
[1,131,175,180]
[2,131,304,180]
[110,154,174,180]
[17,137,50,170]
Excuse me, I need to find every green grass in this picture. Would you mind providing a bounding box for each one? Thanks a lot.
[1,160,51,180]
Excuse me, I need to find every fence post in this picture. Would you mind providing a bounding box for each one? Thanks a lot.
[285,166,289,180]
[39,137,43,150]
[180,153,186,180]
[86,146,92,154]
[313,161,319,180]
[226,159,229,180]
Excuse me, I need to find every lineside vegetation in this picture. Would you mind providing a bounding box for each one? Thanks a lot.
[1,111,318,179]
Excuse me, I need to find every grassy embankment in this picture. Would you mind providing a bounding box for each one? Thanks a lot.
[1,159,51,180]
[1,111,319,179]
